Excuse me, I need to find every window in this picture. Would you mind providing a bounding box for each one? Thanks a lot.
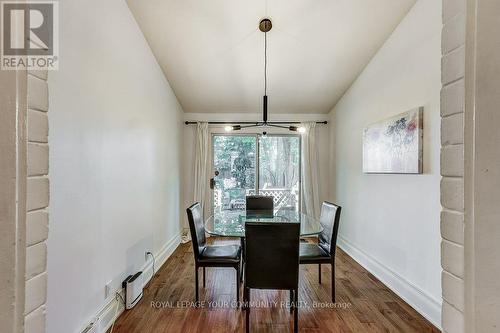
[212,134,300,213]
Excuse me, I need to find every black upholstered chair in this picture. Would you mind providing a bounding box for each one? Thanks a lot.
[186,203,241,305]
[245,195,274,216]
[241,195,275,278]
[299,202,341,302]
[244,222,300,333]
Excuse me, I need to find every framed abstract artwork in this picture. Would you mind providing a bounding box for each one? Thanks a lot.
[363,107,423,174]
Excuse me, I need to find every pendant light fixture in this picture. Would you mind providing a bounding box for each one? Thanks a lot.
[185,18,327,132]
[261,18,271,130]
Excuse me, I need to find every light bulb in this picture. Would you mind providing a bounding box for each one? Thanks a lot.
[224,125,233,132]
[297,126,306,133]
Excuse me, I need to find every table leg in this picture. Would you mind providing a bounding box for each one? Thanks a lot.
[240,236,245,283]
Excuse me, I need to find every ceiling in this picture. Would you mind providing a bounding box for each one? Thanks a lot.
[127,0,417,114]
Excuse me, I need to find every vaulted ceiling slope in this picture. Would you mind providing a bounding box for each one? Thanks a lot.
[127,0,416,114]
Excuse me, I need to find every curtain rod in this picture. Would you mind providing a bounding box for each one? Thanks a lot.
[184,121,328,125]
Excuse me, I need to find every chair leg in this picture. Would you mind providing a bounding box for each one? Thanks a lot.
[195,266,199,304]
[240,261,244,283]
[245,288,250,333]
[240,237,245,260]
[331,262,335,302]
[318,264,322,284]
[293,288,298,333]
[236,267,240,307]
[243,284,248,310]
[203,267,206,288]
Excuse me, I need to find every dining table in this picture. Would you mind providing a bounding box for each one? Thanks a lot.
[204,209,323,237]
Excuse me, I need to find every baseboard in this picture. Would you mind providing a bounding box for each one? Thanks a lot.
[337,236,442,329]
[80,232,182,333]
[142,233,182,286]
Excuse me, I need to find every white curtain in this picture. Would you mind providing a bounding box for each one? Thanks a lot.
[193,122,209,211]
[183,122,209,243]
[301,122,320,218]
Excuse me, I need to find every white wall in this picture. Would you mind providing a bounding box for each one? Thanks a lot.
[47,0,183,332]
[181,113,330,229]
[329,0,442,326]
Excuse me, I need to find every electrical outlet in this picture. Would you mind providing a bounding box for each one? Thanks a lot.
[105,281,112,299]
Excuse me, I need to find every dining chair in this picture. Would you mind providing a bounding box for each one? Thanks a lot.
[244,222,300,333]
[245,195,274,215]
[299,201,341,302]
[242,195,275,280]
[186,203,242,305]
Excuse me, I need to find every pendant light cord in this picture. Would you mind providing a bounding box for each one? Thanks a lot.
[264,0,268,96]
[264,31,267,96]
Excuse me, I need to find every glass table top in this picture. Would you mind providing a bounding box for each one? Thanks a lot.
[205,210,323,237]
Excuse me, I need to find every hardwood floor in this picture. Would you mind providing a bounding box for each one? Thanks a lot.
[112,238,439,332]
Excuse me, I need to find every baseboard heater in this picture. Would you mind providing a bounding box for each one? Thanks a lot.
[122,271,143,309]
